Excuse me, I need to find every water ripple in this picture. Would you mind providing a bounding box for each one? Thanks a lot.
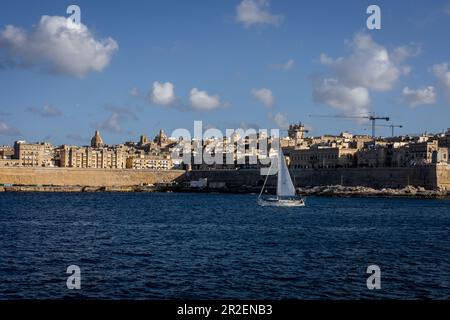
[0,193,450,299]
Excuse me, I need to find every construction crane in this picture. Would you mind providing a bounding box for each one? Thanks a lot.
[308,114,390,138]
[375,124,403,137]
[363,124,403,137]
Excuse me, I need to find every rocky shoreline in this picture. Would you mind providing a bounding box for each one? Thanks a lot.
[1,184,449,198]
[0,185,157,193]
[296,185,450,199]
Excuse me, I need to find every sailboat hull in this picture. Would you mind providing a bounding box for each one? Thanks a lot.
[257,144,306,207]
[258,198,305,207]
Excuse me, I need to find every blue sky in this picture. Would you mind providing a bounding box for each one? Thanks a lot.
[0,0,450,146]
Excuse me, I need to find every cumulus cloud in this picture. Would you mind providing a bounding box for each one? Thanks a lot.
[147,82,224,111]
[27,104,62,117]
[0,121,20,136]
[313,78,370,116]
[0,15,118,77]
[150,81,176,106]
[236,0,283,27]
[432,63,450,99]
[403,86,436,107]
[314,33,418,116]
[268,59,294,71]
[319,53,334,65]
[391,44,422,65]
[251,88,274,107]
[190,88,222,110]
[268,112,289,130]
[319,33,412,91]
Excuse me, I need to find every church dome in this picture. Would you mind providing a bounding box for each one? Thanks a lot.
[91,130,104,148]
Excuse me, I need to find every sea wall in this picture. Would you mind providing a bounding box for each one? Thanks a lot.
[1,165,449,190]
[292,166,438,189]
[0,167,185,187]
[436,164,450,190]
[186,165,447,190]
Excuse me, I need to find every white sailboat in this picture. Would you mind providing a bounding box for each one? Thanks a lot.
[258,146,305,207]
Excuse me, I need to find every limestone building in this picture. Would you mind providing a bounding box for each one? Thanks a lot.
[126,154,173,170]
[60,146,127,169]
[13,141,55,167]
[287,146,358,169]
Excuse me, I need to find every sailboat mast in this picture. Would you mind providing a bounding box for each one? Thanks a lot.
[277,144,282,200]
[258,159,272,199]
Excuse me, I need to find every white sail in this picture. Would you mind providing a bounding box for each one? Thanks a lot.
[277,147,296,197]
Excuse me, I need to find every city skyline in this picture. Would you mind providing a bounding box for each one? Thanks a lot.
[2,123,450,149]
[1,0,450,146]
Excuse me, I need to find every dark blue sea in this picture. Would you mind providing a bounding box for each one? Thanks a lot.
[0,192,450,299]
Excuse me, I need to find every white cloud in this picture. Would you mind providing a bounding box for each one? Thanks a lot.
[0,15,118,77]
[313,78,370,116]
[148,82,223,111]
[432,63,450,99]
[236,0,283,27]
[268,112,289,130]
[0,16,118,77]
[403,86,436,107]
[150,81,176,106]
[392,44,421,64]
[0,121,20,136]
[314,33,419,116]
[251,88,274,107]
[190,88,221,110]
[319,53,334,65]
[319,33,412,91]
[268,59,294,71]
[27,104,62,117]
